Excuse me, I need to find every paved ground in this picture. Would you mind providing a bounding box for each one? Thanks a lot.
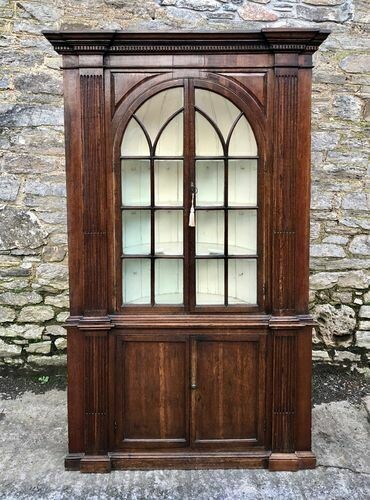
[0,366,369,500]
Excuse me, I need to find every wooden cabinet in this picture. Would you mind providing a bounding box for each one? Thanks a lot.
[191,335,265,447]
[44,29,329,472]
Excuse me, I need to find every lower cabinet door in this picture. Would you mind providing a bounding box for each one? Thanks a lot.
[115,334,189,449]
[191,335,266,448]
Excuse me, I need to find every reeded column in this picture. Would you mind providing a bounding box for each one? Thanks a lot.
[267,47,315,470]
[63,56,111,472]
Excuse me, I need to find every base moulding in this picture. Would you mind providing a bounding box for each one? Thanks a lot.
[65,450,316,473]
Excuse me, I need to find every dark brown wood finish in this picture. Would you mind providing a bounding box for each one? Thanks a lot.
[44,29,329,472]
[115,334,189,448]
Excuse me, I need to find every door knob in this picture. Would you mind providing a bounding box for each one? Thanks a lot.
[191,383,197,390]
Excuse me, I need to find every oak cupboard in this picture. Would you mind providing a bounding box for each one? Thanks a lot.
[44,29,329,473]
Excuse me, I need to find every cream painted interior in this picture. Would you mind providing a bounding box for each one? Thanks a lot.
[121,87,258,305]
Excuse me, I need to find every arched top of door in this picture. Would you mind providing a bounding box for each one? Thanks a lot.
[113,73,267,164]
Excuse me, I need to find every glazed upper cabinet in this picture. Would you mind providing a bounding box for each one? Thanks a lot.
[44,29,329,473]
[120,84,259,309]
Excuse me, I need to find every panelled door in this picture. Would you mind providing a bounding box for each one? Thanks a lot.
[114,334,266,450]
[191,335,266,448]
[115,334,189,448]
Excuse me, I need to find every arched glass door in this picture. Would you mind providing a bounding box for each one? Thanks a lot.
[120,83,258,309]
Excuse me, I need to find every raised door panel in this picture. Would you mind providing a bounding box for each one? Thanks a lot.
[115,335,189,449]
[192,335,266,447]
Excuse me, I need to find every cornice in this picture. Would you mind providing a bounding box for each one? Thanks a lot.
[43,29,330,56]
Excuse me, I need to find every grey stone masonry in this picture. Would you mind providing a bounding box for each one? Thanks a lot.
[0,0,369,370]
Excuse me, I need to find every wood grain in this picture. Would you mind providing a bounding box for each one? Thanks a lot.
[43,29,330,473]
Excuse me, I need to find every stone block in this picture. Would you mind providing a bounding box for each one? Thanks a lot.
[310,244,346,258]
[334,351,360,362]
[359,306,370,319]
[310,272,340,290]
[54,337,67,350]
[0,174,20,201]
[0,207,47,251]
[0,325,24,338]
[44,294,69,308]
[356,331,370,349]
[311,190,333,210]
[0,306,16,323]
[337,271,369,289]
[4,153,65,175]
[342,193,369,211]
[0,291,42,307]
[312,131,340,152]
[35,263,68,291]
[26,354,67,367]
[359,321,370,331]
[331,291,353,304]
[20,324,45,340]
[14,72,62,95]
[25,341,51,354]
[312,350,330,361]
[0,339,22,357]
[41,246,67,263]
[311,258,370,272]
[313,304,356,347]
[238,3,278,20]
[17,1,63,22]
[297,3,351,22]
[56,311,69,322]
[322,235,348,245]
[310,222,321,240]
[0,105,64,127]
[340,54,370,74]
[332,95,364,121]
[45,324,67,336]
[24,177,66,197]
[349,235,370,256]
[18,306,55,323]
[303,0,344,4]
[177,0,219,10]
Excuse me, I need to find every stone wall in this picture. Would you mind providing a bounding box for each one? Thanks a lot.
[0,0,369,371]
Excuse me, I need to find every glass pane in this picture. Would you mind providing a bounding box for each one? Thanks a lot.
[122,259,150,304]
[195,88,240,141]
[196,259,224,305]
[196,160,223,207]
[155,160,183,206]
[228,259,257,304]
[195,112,223,156]
[196,210,224,256]
[155,113,183,156]
[228,210,257,255]
[155,210,183,255]
[136,88,183,145]
[121,118,150,156]
[228,160,257,207]
[155,259,183,304]
[121,160,150,206]
[229,116,257,156]
[122,210,150,255]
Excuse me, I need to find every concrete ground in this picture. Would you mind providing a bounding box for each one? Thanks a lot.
[0,367,369,500]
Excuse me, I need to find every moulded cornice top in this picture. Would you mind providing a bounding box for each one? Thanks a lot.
[43,29,330,56]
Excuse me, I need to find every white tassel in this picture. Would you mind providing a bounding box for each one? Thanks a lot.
[189,193,195,227]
